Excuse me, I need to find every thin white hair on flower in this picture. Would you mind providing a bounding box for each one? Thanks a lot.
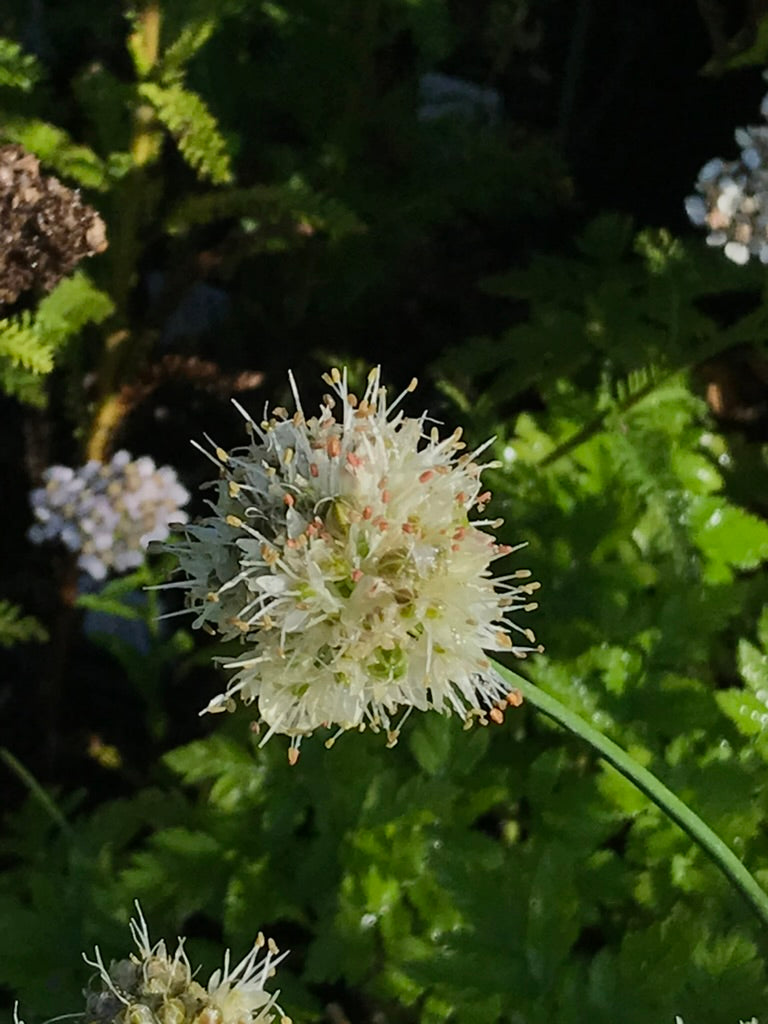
[207,932,291,1024]
[14,1006,84,1024]
[78,902,291,1024]
[165,365,541,761]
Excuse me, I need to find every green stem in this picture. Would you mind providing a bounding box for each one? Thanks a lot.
[492,661,768,931]
[536,372,663,468]
[0,747,73,838]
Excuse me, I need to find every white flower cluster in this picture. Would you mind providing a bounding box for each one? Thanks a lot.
[81,903,291,1024]
[167,366,540,760]
[28,451,190,580]
[685,91,768,264]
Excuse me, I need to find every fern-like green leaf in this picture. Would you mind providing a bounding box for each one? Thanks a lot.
[138,82,232,184]
[35,272,114,344]
[0,38,41,92]
[166,176,363,240]
[0,316,54,374]
[0,601,48,648]
[0,117,107,189]
[161,18,217,82]
[716,623,768,754]
[0,273,113,404]
[0,360,46,406]
[688,497,768,577]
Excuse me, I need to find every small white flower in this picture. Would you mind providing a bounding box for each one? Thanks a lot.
[724,240,750,264]
[82,902,291,1024]
[684,194,708,226]
[28,451,190,580]
[166,366,540,760]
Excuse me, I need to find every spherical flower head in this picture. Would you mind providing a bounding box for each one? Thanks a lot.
[82,903,290,1024]
[685,96,768,265]
[28,451,190,580]
[166,367,540,759]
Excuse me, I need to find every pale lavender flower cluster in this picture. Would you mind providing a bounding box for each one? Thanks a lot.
[28,450,190,579]
[685,91,768,265]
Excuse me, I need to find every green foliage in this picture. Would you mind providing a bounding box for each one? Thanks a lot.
[4,4,768,1024]
[0,37,41,92]
[0,601,47,648]
[75,561,195,740]
[716,606,768,759]
[165,176,364,244]
[440,214,768,412]
[8,221,768,1020]
[138,83,232,184]
[0,117,108,189]
[161,18,217,81]
[0,273,113,405]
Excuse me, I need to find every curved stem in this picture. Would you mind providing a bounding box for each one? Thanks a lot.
[492,661,768,931]
[0,747,73,838]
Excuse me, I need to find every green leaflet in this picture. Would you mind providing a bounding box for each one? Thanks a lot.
[0,37,41,92]
[138,82,232,184]
[0,273,113,405]
[0,602,48,648]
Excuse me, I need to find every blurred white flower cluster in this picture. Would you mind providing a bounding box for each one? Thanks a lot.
[29,451,189,580]
[685,91,768,264]
[167,366,540,760]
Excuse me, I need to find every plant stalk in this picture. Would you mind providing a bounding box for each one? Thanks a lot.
[492,661,768,931]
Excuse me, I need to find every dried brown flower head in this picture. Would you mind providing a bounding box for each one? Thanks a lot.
[0,144,107,306]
